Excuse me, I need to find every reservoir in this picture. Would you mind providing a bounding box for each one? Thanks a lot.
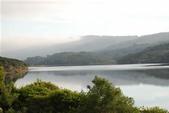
[15,64,169,110]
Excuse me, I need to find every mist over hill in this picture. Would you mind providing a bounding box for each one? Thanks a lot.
[2,32,169,61]
[25,32,169,66]
[118,43,169,64]
[102,32,169,58]
[2,35,138,59]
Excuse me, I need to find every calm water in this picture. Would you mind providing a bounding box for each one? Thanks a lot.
[15,64,169,109]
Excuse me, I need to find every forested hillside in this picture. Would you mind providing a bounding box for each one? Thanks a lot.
[25,42,169,66]
[24,32,169,66]
[4,32,169,59]
[25,52,115,66]
[102,32,169,58]
[118,43,169,64]
[0,56,28,80]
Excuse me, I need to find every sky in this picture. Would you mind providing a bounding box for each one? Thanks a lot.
[1,0,169,53]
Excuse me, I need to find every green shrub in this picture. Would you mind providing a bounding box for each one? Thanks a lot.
[14,81,81,113]
[0,67,4,90]
[0,67,17,113]
[18,80,59,97]
[78,76,139,113]
[141,107,169,113]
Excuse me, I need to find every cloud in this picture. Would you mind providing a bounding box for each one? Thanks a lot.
[1,0,169,54]
[1,36,80,53]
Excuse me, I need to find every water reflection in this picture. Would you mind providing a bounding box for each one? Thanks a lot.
[15,64,169,109]
[137,69,169,79]
[16,69,169,87]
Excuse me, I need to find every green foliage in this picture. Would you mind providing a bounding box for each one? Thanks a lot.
[78,76,139,113]
[25,52,115,66]
[118,43,169,64]
[140,107,169,113]
[0,67,4,113]
[25,42,169,66]
[0,57,27,68]
[13,81,81,113]
[18,80,59,97]
[0,84,16,110]
[0,67,18,113]
[48,89,81,113]
[5,108,16,113]
[0,67,4,91]
[0,56,28,82]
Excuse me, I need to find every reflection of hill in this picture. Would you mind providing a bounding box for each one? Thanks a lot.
[22,69,169,87]
[137,69,169,79]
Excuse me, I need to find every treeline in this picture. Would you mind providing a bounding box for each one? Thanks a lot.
[0,57,27,68]
[25,52,115,66]
[25,42,169,66]
[118,43,169,64]
[0,56,28,81]
[0,67,168,113]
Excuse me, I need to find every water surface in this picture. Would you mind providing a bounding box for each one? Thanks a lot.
[15,64,169,109]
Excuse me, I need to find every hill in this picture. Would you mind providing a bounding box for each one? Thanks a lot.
[102,32,169,58]
[25,42,169,66]
[3,32,169,60]
[0,56,28,80]
[25,52,115,66]
[3,35,138,59]
[23,32,169,65]
[118,43,169,64]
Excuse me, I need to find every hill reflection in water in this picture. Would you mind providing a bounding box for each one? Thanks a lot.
[15,64,169,109]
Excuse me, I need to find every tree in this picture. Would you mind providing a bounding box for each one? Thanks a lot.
[0,67,4,92]
[0,67,4,113]
[0,67,17,112]
[79,76,139,113]
[141,107,169,113]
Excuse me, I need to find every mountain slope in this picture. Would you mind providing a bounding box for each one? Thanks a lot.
[103,32,169,58]
[118,43,169,64]
[2,35,138,59]
[25,52,115,66]
[0,56,28,80]
[25,32,169,66]
[25,41,169,65]
[3,32,169,60]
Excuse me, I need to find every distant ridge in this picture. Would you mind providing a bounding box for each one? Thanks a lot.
[3,32,169,60]
[118,43,169,64]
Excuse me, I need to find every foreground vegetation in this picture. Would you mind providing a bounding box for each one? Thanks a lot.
[0,67,168,113]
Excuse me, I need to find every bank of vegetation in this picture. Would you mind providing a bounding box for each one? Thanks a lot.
[0,57,28,81]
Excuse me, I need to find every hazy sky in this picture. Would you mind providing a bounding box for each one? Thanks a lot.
[1,0,169,53]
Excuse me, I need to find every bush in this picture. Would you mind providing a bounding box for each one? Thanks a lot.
[141,107,169,113]
[13,81,81,113]
[18,80,59,97]
[78,76,139,113]
[0,67,18,113]
[0,67,4,90]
